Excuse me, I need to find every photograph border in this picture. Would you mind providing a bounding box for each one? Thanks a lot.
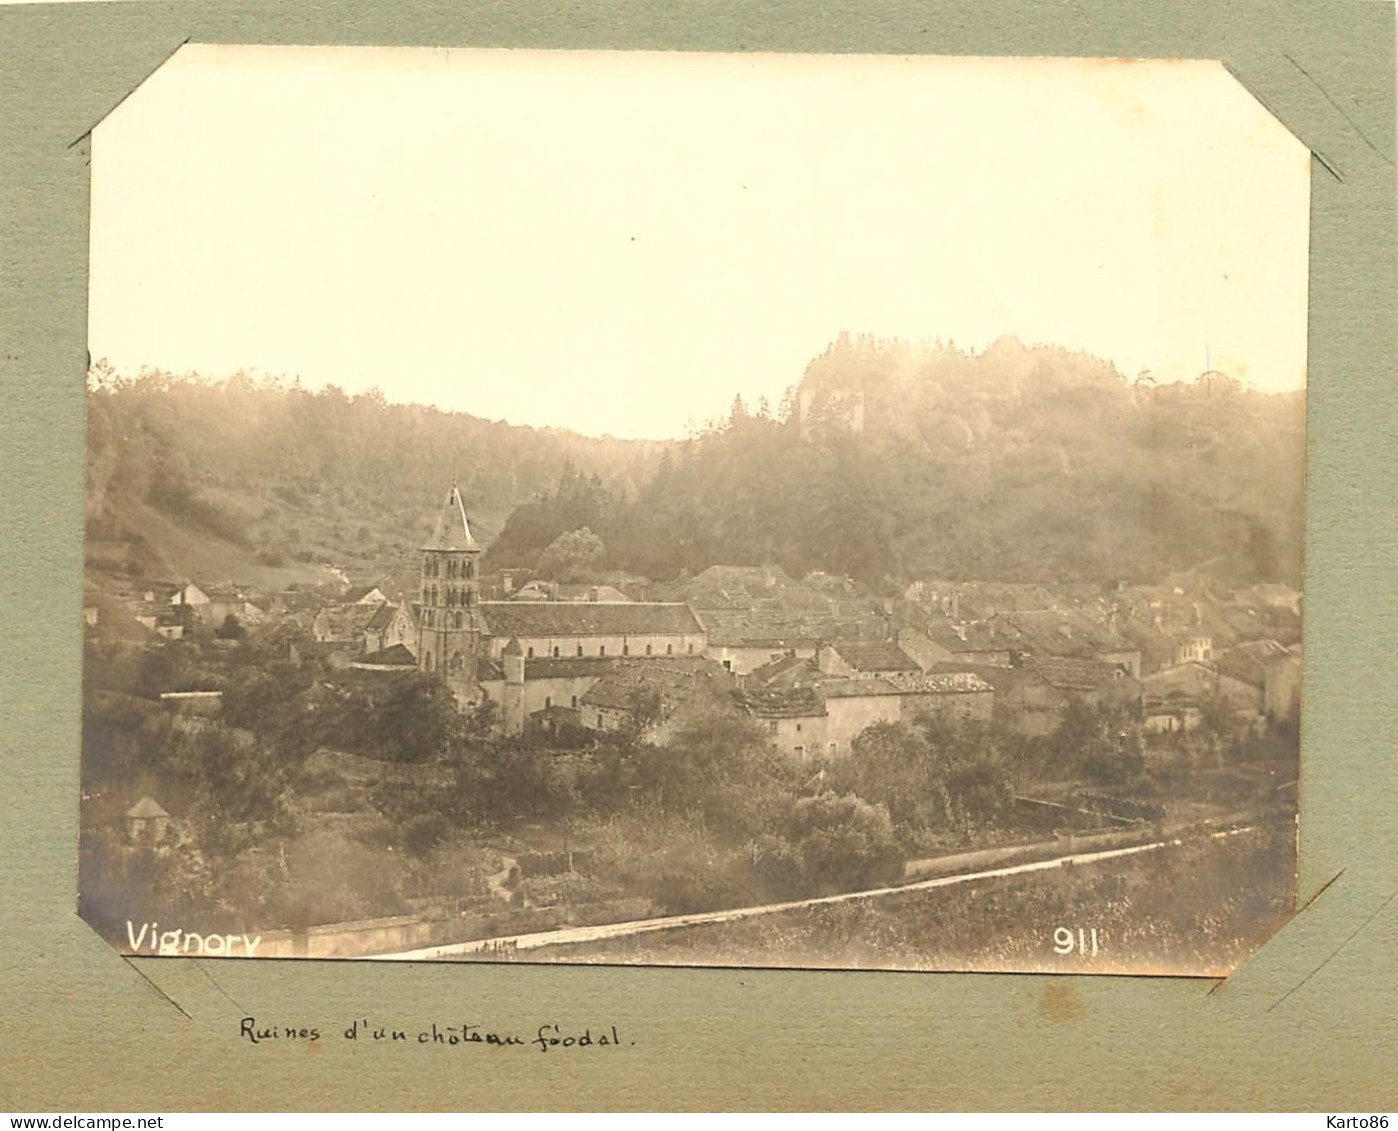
[2,0,1394,1111]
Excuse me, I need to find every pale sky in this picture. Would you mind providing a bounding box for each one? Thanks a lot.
[89,47,1310,440]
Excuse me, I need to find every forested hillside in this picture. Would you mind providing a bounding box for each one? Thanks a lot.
[83,364,660,586]
[85,333,1305,592]
[492,335,1305,590]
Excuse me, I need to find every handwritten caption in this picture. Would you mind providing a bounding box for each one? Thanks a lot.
[240,1017,631,1053]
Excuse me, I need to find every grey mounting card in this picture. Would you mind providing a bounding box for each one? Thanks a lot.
[82,47,1304,975]
[3,0,1393,1112]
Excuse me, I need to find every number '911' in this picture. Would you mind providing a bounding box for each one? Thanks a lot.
[1053,927,1100,955]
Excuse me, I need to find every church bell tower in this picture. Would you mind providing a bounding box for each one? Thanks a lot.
[417,480,484,706]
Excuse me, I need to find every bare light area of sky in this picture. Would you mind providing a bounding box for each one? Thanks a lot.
[89,47,1310,440]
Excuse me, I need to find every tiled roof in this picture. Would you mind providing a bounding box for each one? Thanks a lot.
[525,657,619,680]
[126,795,169,819]
[553,584,632,603]
[1029,656,1132,692]
[695,611,824,647]
[925,621,1008,653]
[929,661,1035,693]
[1217,639,1291,687]
[746,653,818,687]
[827,640,919,672]
[989,609,1135,657]
[315,605,382,639]
[480,602,702,638]
[1234,638,1293,663]
[739,687,828,718]
[883,671,995,695]
[580,678,652,710]
[818,677,901,699]
[580,658,733,712]
[355,644,417,667]
[681,565,797,608]
[364,603,397,631]
[675,567,883,640]
[271,590,330,612]
[299,639,354,655]
[816,674,995,699]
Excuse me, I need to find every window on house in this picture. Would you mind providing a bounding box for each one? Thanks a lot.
[623,644,629,656]
[794,745,804,758]
[527,646,534,658]
[688,643,694,653]
[645,643,653,655]
[599,645,606,656]
[545,696,552,709]
[722,659,732,671]
[552,646,560,658]
[768,721,778,735]
[666,644,673,655]
[795,723,802,733]
[571,695,578,709]
[577,645,584,656]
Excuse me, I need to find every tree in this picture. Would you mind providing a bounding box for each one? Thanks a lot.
[788,792,900,894]
[215,613,247,640]
[372,674,466,763]
[536,526,606,582]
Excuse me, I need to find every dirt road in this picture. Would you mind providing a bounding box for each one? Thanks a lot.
[367,823,1261,961]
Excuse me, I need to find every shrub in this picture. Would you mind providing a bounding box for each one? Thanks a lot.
[789,792,901,894]
[403,814,453,857]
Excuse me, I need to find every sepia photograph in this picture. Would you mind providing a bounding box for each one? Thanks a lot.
[79,45,1308,975]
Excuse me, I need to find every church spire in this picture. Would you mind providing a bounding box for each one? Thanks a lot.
[421,482,477,551]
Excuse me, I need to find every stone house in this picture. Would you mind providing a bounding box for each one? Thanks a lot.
[742,671,994,761]
[312,604,384,646]
[363,602,419,657]
[349,644,419,672]
[743,652,821,691]
[815,640,921,681]
[899,622,1015,669]
[986,609,1142,678]
[1264,647,1302,723]
[574,657,735,742]
[124,796,171,844]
